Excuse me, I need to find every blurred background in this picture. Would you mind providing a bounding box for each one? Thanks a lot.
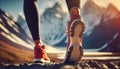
[0,0,120,63]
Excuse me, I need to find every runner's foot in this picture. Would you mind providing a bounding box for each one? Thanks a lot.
[64,8,85,63]
[34,42,50,63]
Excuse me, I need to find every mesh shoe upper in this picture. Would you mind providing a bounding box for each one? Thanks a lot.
[34,43,50,63]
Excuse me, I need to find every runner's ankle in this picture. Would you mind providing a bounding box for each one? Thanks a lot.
[34,40,41,46]
[69,7,80,17]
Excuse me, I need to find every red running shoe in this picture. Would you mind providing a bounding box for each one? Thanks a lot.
[34,43,50,63]
[64,8,85,63]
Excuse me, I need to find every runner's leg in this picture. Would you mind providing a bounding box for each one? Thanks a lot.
[23,0,50,63]
[64,0,85,63]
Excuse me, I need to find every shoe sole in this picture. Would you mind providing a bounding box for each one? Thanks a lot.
[34,58,50,63]
[68,45,83,63]
[71,19,84,37]
[69,20,84,62]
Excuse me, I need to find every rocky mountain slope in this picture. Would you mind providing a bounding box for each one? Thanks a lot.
[0,9,34,63]
[82,0,120,52]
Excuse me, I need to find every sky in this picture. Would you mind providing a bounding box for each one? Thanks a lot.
[0,0,23,18]
[0,0,120,19]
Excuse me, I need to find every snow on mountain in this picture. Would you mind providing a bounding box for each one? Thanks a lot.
[82,1,120,52]
[40,2,68,46]
[0,9,34,49]
[81,0,103,36]
[38,0,68,15]
[98,4,120,52]
[17,12,32,39]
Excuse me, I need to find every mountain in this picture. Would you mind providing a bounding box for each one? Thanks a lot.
[81,0,105,49]
[98,4,120,52]
[15,1,120,52]
[17,12,32,39]
[0,9,34,48]
[0,9,33,63]
[82,0,120,52]
[81,0,103,33]
[40,2,68,46]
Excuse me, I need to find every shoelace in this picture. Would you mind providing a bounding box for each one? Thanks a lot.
[65,22,71,36]
[35,43,48,54]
